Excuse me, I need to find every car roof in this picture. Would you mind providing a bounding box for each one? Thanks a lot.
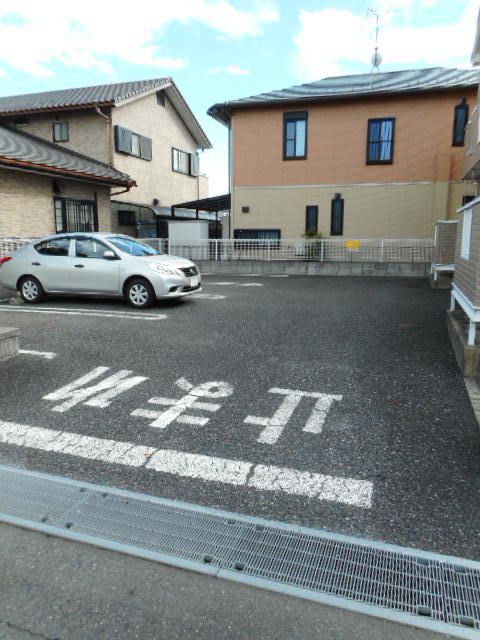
[39,232,131,241]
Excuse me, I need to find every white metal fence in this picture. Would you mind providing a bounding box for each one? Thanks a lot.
[0,238,37,257]
[144,238,434,263]
[0,237,434,263]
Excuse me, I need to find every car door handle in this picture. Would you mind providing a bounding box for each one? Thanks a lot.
[31,262,41,266]
[74,264,85,268]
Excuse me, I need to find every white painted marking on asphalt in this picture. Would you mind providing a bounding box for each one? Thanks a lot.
[248,465,373,508]
[44,367,147,413]
[0,420,373,507]
[0,298,10,302]
[146,450,251,485]
[131,379,233,429]
[245,388,342,444]
[19,349,57,360]
[209,282,236,286]
[269,275,289,278]
[0,307,166,320]
[239,283,263,287]
[194,293,226,300]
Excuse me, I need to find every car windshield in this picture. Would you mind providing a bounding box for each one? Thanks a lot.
[107,236,159,256]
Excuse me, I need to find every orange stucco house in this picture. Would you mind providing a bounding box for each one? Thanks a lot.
[209,67,479,240]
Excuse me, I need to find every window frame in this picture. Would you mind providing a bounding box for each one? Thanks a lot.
[366,117,395,165]
[172,147,191,175]
[74,236,112,260]
[461,209,472,260]
[53,196,98,234]
[34,237,71,257]
[283,111,308,161]
[330,197,344,236]
[305,205,318,234]
[452,99,469,147]
[52,121,69,143]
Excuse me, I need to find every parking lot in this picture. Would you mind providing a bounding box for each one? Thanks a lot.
[0,274,479,560]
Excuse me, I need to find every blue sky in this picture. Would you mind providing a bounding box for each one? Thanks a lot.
[0,0,477,194]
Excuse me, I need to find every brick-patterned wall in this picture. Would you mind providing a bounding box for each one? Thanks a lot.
[0,168,112,237]
[454,202,480,305]
[434,221,458,265]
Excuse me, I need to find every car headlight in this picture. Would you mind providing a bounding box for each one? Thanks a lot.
[148,263,179,276]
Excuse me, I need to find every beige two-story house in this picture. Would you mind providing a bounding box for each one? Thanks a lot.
[209,67,478,241]
[0,78,211,238]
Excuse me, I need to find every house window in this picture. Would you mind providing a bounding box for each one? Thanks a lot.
[461,209,472,260]
[54,197,97,233]
[462,195,476,206]
[367,118,395,164]
[172,148,191,174]
[305,206,318,234]
[114,125,152,160]
[453,97,469,147]
[53,122,69,142]
[156,90,165,106]
[118,210,136,226]
[13,117,29,127]
[234,229,281,240]
[131,133,141,157]
[283,112,307,160]
[330,197,344,236]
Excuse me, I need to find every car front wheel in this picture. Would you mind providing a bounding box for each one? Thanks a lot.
[125,278,155,309]
[19,276,45,303]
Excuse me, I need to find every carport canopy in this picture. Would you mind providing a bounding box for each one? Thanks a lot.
[170,194,231,221]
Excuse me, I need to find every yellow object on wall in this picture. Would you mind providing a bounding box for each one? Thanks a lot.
[345,239,360,250]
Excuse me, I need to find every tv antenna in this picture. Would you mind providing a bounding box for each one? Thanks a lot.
[367,7,383,87]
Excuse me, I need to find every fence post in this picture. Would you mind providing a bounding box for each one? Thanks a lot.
[215,239,219,262]
[267,240,271,262]
[320,240,324,263]
[380,239,384,262]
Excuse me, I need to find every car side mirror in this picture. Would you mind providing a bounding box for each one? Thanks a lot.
[103,250,117,260]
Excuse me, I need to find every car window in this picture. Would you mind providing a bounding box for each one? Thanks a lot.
[35,238,70,257]
[75,238,110,259]
[107,236,158,256]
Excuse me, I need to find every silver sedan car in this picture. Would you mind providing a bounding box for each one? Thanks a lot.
[0,233,201,308]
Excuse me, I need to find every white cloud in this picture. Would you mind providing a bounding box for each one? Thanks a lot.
[208,65,250,75]
[0,0,278,78]
[293,0,478,81]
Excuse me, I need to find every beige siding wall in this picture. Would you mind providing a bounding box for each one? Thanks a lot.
[3,110,111,164]
[111,92,207,207]
[0,168,112,237]
[233,181,470,239]
[454,203,480,306]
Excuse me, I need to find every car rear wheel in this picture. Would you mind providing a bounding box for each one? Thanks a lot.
[126,278,155,309]
[19,276,45,303]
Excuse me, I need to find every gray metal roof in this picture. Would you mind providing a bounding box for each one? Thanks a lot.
[0,78,170,114]
[209,67,480,124]
[0,78,212,149]
[0,125,134,186]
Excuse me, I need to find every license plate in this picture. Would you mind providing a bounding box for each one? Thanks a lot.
[190,276,199,288]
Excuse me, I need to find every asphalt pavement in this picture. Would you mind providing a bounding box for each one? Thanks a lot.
[0,275,479,560]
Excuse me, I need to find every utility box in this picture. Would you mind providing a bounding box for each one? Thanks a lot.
[167,220,210,260]
[168,220,209,244]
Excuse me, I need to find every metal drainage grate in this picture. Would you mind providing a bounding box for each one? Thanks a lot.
[0,465,479,638]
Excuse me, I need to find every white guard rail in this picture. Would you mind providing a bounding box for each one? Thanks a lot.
[0,237,434,263]
[144,238,434,263]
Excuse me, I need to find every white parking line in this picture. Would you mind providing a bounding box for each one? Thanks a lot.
[239,283,263,287]
[194,293,226,300]
[269,275,289,278]
[0,307,166,321]
[0,420,373,508]
[209,282,263,288]
[209,282,236,286]
[19,350,57,360]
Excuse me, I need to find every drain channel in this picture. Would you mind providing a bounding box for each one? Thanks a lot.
[0,464,479,639]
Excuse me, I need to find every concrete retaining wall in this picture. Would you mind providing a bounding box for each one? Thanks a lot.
[197,260,430,277]
[0,327,19,362]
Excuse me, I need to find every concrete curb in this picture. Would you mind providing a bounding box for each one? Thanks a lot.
[0,326,20,362]
[195,260,430,277]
